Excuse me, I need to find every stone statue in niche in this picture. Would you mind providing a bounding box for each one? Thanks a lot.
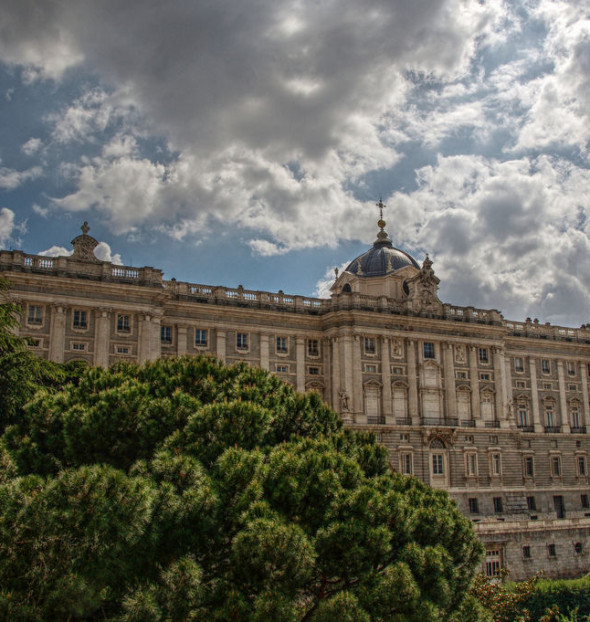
[392,339,403,358]
[339,390,350,412]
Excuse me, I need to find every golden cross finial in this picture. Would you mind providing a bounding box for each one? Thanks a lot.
[376,198,386,231]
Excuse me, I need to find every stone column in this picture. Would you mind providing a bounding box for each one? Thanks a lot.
[580,361,590,429]
[341,332,355,423]
[331,336,341,414]
[469,347,481,425]
[260,334,270,370]
[529,358,542,432]
[493,347,507,426]
[177,326,187,356]
[138,314,159,364]
[216,330,226,363]
[352,335,363,420]
[504,355,513,426]
[381,337,393,423]
[556,360,571,433]
[296,336,305,393]
[94,308,110,367]
[49,304,66,363]
[407,339,420,425]
[443,343,457,421]
[151,315,162,361]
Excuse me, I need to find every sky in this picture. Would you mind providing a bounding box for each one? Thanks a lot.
[0,0,590,327]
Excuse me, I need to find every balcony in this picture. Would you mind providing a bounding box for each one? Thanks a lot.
[485,421,501,428]
[460,420,476,427]
[517,425,535,433]
[544,426,562,433]
[395,417,412,426]
[367,415,386,425]
[571,426,587,434]
[422,417,459,427]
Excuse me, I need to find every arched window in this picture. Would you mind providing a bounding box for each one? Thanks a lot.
[342,283,352,293]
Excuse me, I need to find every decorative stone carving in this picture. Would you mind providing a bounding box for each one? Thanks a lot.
[405,255,443,315]
[71,222,100,263]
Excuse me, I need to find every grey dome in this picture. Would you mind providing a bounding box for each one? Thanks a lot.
[345,231,419,277]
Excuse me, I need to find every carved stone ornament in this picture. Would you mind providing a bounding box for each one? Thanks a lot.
[70,221,101,263]
[406,255,442,315]
[339,390,350,412]
[421,428,456,447]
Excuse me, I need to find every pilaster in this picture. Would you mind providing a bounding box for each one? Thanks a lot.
[529,358,542,432]
[580,361,590,429]
[49,304,66,364]
[177,326,187,356]
[557,360,571,433]
[216,330,226,363]
[469,347,481,425]
[381,337,393,423]
[296,336,305,393]
[94,308,110,367]
[407,338,420,425]
[443,343,457,421]
[260,334,270,370]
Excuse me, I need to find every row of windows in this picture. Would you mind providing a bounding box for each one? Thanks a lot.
[514,357,579,376]
[472,494,589,519]
[161,328,321,357]
[399,451,587,480]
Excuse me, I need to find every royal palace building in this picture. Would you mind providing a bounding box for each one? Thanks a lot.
[3,215,590,580]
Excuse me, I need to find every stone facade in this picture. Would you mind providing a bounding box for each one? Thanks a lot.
[2,221,590,580]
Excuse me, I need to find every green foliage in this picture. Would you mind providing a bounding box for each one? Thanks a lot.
[1,355,484,620]
[524,575,590,622]
[0,278,77,431]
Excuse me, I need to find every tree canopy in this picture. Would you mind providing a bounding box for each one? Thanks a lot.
[0,353,484,621]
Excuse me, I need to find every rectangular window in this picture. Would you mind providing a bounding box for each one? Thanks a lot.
[307,339,319,357]
[117,314,131,333]
[542,359,550,374]
[514,357,524,372]
[400,453,412,475]
[568,362,576,376]
[423,342,435,359]
[236,332,248,350]
[456,371,468,379]
[491,453,501,476]
[308,367,320,376]
[432,454,444,475]
[569,384,578,392]
[518,409,528,427]
[28,338,41,348]
[73,309,87,329]
[578,456,586,476]
[480,373,491,381]
[527,496,536,511]
[276,336,288,354]
[27,305,43,325]
[479,348,489,364]
[546,409,554,427]
[516,380,526,389]
[547,544,557,557]
[493,497,504,513]
[524,456,534,477]
[71,342,86,351]
[551,456,561,476]
[195,329,207,347]
[116,345,130,354]
[544,383,552,390]
[392,367,404,375]
[364,337,376,354]
[581,494,589,509]
[485,550,501,577]
[466,454,478,476]
[523,546,531,559]
[161,326,172,343]
[364,364,377,373]
[276,364,288,373]
[468,498,479,514]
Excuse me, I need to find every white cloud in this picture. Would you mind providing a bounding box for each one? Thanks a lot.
[0,208,15,244]
[32,204,49,218]
[0,166,42,190]
[38,245,72,257]
[314,261,350,298]
[21,137,42,155]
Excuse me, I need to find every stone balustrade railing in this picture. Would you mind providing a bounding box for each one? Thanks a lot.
[3,249,590,339]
